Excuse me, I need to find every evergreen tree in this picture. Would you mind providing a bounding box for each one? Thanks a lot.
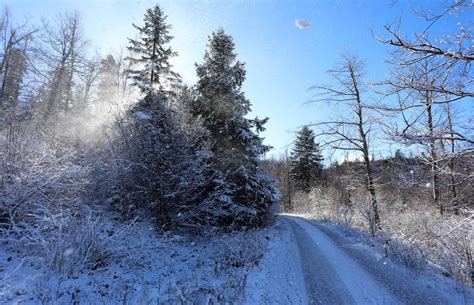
[192,28,278,228]
[117,5,188,226]
[126,4,178,93]
[290,126,324,192]
[97,55,119,105]
[121,94,176,218]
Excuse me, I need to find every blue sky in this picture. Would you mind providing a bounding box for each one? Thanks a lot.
[5,0,472,161]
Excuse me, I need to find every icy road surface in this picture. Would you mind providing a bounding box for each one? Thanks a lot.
[245,215,472,305]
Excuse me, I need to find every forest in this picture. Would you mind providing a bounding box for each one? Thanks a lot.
[0,0,473,304]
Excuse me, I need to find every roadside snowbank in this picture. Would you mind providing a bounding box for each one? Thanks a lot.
[245,218,308,304]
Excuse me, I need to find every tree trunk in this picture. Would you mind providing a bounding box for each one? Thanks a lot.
[426,96,441,214]
[150,41,156,88]
[0,56,10,105]
[350,63,381,232]
[286,150,292,212]
[43,65,65,121]
[445,104,458,213]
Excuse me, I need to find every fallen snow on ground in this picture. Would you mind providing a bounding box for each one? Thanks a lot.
[244,218,308,304]
[0,209,269,304]
[246,214,473,305]
[2,212,472,304]
[307,217,474,305]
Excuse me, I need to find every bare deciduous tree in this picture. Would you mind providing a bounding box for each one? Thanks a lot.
[37,11,87,120]
[309,54,381,233]
[0,7,36,120]
[77,55,101,112]
[380,53,472,214]
[376,0,473,98]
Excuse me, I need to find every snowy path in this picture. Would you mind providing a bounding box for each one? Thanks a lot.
[246,215,471,305]
[288,217,396,304]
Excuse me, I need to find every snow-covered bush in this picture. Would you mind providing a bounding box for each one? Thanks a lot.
[1,130,88,235]
[301,179,474,285]
[108,92,216,229]
[217,229,266,271]
[379,234,427,270]
[39,214,109,277]
[0,121,112,285]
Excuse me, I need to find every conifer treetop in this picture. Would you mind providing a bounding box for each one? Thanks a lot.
[290,125,324,192]
[126,4,178,93]
[195,28,249,118]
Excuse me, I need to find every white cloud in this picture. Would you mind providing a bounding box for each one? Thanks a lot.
[295,19,311,29]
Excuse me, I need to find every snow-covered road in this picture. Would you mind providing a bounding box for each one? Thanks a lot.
[288,217,396,304]
[245,215,472,305]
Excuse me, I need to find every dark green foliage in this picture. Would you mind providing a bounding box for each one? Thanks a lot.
[115,92,209,228]
[114,11,278,230]
[126,4,178,92]
[192,28,279,228]
[115,93,179,222]
[290,126,324,192]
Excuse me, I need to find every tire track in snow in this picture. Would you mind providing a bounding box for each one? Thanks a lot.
[301,217,458,305]
[288,219,356,304]
[286,216,399,304]
[244,219,308,304]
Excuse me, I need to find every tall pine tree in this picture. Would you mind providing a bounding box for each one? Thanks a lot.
[126,4,178,93]
[97,55,119,105]
[290,126,324,192]
[192,28,278,228]
[116,5,190,226]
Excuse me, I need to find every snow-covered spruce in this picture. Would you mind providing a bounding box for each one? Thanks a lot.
[290,125,324,193]
[191,28,279,228]
[126,4,179,93]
